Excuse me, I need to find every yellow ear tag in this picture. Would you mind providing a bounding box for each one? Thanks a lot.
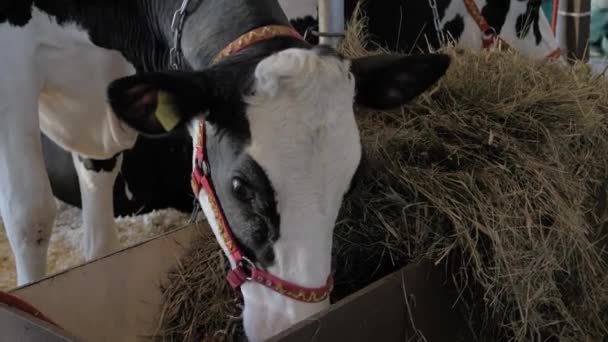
[155,91,181,131]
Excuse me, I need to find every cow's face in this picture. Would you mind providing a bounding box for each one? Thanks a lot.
[108,47,449,341]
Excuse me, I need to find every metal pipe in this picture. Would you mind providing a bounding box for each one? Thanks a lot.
[556,0,591,62]
[318,0,345,47]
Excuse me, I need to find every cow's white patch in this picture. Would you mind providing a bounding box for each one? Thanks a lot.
[0,8,136,285]
[32,10,138,159]
[124,180,134,201]
[245,48,360,341]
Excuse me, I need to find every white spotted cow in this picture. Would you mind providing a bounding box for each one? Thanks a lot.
[0,1,449,340]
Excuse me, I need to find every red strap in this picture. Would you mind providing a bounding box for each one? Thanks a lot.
[226,267,249,289]
[0,291,60,327]
[192,124,243,261]
[249,268,333,302]
[551,0,559,34]
[213,25,303,63]
[226,266,333,302]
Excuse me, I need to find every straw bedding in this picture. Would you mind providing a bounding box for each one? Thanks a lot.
[158,13,608,342]
[0,201,191,291]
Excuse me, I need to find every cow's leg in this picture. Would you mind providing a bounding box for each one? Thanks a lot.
[0,76,56,286]
[72,153,122,260]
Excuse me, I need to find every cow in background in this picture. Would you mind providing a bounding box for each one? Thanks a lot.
[286,0,561,59]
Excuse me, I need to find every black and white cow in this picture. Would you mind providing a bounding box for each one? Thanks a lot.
[0,1,449,340]
[289,0,561,59]
[39,0,562,222]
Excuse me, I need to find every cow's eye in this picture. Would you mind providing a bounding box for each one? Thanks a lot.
[232,177,253,202]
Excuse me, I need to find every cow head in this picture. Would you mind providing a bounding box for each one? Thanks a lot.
[108,46,449,341]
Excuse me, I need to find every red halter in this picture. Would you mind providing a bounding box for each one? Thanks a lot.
[191,25,333,303]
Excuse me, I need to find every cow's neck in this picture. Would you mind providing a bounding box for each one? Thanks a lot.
[33,0,294,71]
[32,1,174,71]
[178,0,293,69]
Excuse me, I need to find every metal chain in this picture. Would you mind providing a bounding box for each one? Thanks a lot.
[428,0,446,47]
[170,0,192,70]
[303,26,346,42]
[188,200,202,224]
[171,0,201,224]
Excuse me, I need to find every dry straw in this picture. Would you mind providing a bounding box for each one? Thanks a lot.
[158,9,608,342]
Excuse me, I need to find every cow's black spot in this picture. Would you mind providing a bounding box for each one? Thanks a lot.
[481,0,510,34]
[515,0,543,45]
[0,0,34,27]
[78,154,119,173]
[290,15,319,45]
[443,14,465,43]
[436,0,451,18]
[342,0,455,52]
[208,135,281,267]
[516,13,531,39]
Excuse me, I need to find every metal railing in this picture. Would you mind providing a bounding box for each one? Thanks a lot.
[317,0,345,47]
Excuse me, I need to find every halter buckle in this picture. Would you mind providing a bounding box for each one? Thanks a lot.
[481,26,498,49]
[226,256,256,288]
[482,27,497,39]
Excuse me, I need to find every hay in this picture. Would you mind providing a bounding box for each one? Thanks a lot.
[157,227,240,341]
[158,11,608,342]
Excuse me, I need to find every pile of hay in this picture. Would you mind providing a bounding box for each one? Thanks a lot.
[158,15,608,342]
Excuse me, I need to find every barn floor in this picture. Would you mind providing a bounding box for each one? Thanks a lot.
[0,201,193,291]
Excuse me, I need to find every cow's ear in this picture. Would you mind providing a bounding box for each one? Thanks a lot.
[350,53,450,110]
[107,71,211,137]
